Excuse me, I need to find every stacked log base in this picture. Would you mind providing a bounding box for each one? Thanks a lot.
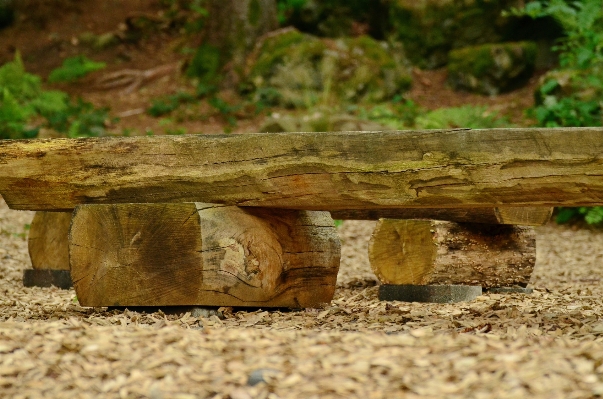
[24,211,73,289]
[369,219,536,302]
[69,203,341,308]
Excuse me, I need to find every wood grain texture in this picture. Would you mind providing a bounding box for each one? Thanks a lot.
[330,206,552,225]
[28,211,72,270]
[369,219,536,288]
[1,128,603,211]
[69,203,340,308]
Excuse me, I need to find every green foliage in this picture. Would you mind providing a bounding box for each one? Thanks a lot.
[47,55,106,83]
[556,207,603,225]
[148,92,197,117]
[509,0,603,225]
[208,96,240,128]
[506,0,603,70]
[277,0,307,24]
[0,55,110,139]
[415,106,511,129]
[160,0,208,34]
[354,100,420,129]
[186,44,222,92]
[531,94,600,127]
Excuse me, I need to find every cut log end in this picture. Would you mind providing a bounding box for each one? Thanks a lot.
[69,203,341,308]
[28,211,72,270]
[369,219,536,289]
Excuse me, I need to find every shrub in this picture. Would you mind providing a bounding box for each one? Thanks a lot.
[0,55,110,139]
[508,0,603,225]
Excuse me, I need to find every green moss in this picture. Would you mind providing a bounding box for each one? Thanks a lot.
[248,0,261,26]
[448,45,496,78]
[448,41,538,95]
[187,44,222,84]
[249,29,309,78]
[246,29,412,107]
[390,0,519,68]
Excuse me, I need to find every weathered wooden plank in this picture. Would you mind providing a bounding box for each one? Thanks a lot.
[28,211,72,270]
[69,203,340,308]
[330,206,553,225]
[1,128,603,211]
[368,219,536,288]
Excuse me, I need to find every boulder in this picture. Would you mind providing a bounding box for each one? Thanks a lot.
[244,28,411,108]
[389,0,523,69]
[447,41,537,95]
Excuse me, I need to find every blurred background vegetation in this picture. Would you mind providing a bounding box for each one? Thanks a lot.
[0,0,601,224]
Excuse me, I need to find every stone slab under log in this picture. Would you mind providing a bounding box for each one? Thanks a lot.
[331,207,552,226]
[2,128,603,211]
[369,219,536,289]
[23,269,72,289]
[28,211,72,270]
[485,287,534,294]
[378,285,482,303]
[69,203,341,308]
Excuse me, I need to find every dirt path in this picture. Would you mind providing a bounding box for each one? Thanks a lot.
[2,199,603,398]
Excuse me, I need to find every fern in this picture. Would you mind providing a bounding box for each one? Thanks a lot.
[48,55,106,83]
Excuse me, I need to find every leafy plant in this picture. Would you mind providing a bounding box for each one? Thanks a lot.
[354,100,420,129]
[147,92,197,117]
[48,55,106,83]
[556,207,603,225]
[0,55,110,139]
[508,0,603,225]
[415,105,511,129]
[277,0,308,24]
[208,96,240,128]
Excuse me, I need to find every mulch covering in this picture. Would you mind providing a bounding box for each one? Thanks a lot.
[2,201,603,398]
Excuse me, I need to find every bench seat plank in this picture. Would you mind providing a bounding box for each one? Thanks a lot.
[0,128,602,211]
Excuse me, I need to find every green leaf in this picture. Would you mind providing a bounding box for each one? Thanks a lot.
[48,55,106,83]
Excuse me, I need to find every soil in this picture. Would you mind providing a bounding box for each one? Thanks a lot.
[3,3,603,398]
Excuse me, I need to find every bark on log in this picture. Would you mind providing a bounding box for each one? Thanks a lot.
[28,211,72,270]
[368,219,536,288]
[1,128,603,211]
[330,207,552,226]
[69,203,340,308]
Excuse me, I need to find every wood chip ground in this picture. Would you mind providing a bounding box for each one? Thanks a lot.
[2,199,603,398]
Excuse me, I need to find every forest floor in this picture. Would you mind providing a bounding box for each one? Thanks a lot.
[2,2,603,398]
[3,200,603,398]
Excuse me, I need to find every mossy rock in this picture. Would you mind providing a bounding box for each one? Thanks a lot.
[390,0,524,69]
[244,29,411,108]
[447,41,537,95]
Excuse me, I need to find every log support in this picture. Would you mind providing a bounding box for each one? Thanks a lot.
[24,211,73,289]
[69,203,341,308]
[369,219,536,289]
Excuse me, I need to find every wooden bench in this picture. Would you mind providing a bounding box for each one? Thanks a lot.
[3,127,602,306]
